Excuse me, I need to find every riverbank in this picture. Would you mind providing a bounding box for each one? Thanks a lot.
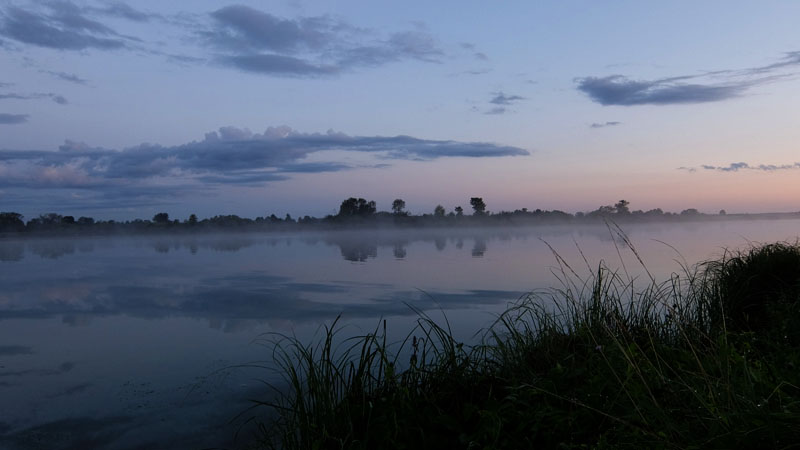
[253,240,800,449]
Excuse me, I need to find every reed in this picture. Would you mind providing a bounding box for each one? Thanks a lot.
[250,239,800,449]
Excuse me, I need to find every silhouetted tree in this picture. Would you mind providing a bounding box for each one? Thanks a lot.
[681,208,699,216]
[153,212,169,224]
[61,216,75,225]
[589,205,615,217]
[470,197,486,215]
[77,216,95,225]
[0,212,24,232]
[392,199,406,215]
[719,209,727,216]
[434,205,446,217]
[455,206,464,217]
[338,198,376,217]
[644,208,663,217]
[188,214,198,225]
[40,213,63,225]
[615,199,630,215]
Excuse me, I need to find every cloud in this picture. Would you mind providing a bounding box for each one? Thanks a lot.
[459,42,488,61]
[0,126,528,194]
[40,70,88,85]
[0,2,129,50]
[590,121,621,128]
[484,107,506,115]
[218,53,336,76]
[489,92,525,105]
[680,162,800,172]
[206,5,335,53]
[578,51,800,106]
[201,5,444,76]
[88,2,157,22]
[451,68,491,77]
[0,92,68,104]
[704,162,800,172]
[480,91,525,114]
[0,113,28,124]
[577,75,748,106]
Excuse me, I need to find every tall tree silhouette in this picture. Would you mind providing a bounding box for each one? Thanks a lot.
[392,199,406,215]
[470,197,486,215]
[338,198,377,217]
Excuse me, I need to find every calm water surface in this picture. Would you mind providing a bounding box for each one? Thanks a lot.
[1,219,799,449]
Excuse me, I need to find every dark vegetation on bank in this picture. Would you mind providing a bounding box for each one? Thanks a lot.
[250,239,800,449]
[2,198,797,236]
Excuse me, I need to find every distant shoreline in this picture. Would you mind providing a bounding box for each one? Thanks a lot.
[2,209,800,239]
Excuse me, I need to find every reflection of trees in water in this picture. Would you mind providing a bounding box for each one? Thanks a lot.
[472,238,487,257]
[62,314,93,327]
[150,238,258,254]
[208,239,257,252]
[339,241,378,262]
[0,242,24,261]
[434,237,446,251]
[456,238,464,249]
[29,241,76,259]
[393,243,407,259]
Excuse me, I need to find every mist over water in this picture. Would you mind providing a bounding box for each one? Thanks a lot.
[1,219,799,449]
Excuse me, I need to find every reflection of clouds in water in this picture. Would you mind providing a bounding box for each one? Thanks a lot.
[62,314,93,327]
[0,416,135,450]
[0,269,522,333]
[29,241,76,259]
[0,345,34,356]
[0,242,24,262]
[0,368,254,450]
[41,284,92,304]
[0,407,243,450]
[0,361,75,378]
[46,382,93,399]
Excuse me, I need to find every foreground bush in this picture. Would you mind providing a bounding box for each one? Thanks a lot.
[250,241,800,449]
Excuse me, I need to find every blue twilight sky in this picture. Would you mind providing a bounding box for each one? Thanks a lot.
[1,0,800,220]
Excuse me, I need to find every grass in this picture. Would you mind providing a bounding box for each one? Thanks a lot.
[246,237,800,449]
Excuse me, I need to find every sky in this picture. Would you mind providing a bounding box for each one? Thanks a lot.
[1,0,800,220]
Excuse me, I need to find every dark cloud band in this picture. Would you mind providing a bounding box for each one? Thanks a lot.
[590,121,621,128]
[577,75,747,106]
[0,126,529,190]
[0,113,28,124]
[577,51,800,106]
[680,162,800,172]
[203,5,444,76]
[0,3,128,50]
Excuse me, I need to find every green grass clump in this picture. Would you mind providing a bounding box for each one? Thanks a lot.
[250,240,800,449]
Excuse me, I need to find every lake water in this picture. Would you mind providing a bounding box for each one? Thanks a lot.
[1,219,799,449]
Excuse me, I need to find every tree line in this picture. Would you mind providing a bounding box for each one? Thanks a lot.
[0,198,739,235]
